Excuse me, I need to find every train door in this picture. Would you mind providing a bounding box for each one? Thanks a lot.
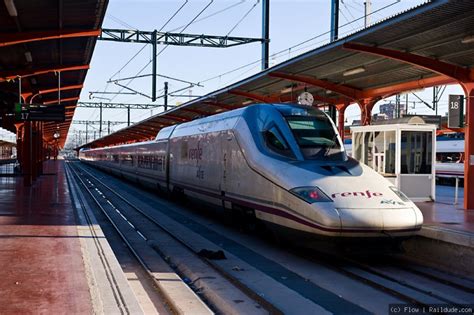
[165,140,171,191]
[222,130,233,210]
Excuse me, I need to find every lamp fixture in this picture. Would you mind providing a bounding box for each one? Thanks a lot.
[4,0,17,17]
[280,87,293,94]
[461,35,474,44]
[24,51,32,63]
[343,67,366,76]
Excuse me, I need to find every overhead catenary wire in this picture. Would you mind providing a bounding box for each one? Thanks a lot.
[341,0,364,29]
[109,0,215,102]
[340,8,359,33]
[105,0,246,92]
[168,0,247,32]
[101,0,247,106]
[108,1,189,82]
[157,0,189,32]
[225,0,259,37]
[198,0,402,86]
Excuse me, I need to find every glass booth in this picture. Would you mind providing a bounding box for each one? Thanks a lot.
[350,124,436,201]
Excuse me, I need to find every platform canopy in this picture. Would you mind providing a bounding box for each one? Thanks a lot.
[80,0,474,149]
[0,0,108,148]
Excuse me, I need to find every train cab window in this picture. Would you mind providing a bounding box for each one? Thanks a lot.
[263,126,294,158]
[285,116,343,161]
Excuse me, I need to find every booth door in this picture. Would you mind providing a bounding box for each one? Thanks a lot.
[399,131,434,201]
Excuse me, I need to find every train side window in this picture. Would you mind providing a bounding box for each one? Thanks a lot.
[263,126,294,158]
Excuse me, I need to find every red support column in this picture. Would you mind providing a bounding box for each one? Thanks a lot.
[39,122,44,175]
[35,122,41,177]
[358,98,379,125]
[31,122,38,181]
[14,123,23,170]
[461,82,474,210]
[23,121,32,186]
[337,104,349,138]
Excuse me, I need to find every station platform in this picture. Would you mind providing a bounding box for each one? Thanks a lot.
[0,160,92,313]
[415,185,474,247]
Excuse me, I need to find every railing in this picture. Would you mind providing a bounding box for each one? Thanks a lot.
[0,159,19,176]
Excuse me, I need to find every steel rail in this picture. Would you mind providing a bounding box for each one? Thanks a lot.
[302,250,473,311]
[70,161,280,315]
[65,162,131,315]
[67,162,182,314]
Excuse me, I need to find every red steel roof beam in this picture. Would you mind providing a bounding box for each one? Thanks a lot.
[0,64,90,82]
[363,75,455,99]
[229,90,277,103]
[273,85,349,104]
[43,97,79,105]
[343,42,473,83]
[0,29,101,47]
[27,84,83,103]
[180,108,209,116]
[269,72,363,100]
[201,101,237,110]
[162,114,188,122]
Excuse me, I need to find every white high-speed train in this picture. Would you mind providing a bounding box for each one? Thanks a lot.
[80,104,423,239]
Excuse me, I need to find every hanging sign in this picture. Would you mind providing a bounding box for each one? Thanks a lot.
[448,95,464,128]
[14,104,65,122]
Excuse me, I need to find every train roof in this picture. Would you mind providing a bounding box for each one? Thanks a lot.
[168,103,327,137]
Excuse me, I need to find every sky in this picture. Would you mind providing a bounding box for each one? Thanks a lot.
[50,0,464,146]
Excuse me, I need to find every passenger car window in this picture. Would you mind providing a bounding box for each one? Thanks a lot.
[263,126,294,158]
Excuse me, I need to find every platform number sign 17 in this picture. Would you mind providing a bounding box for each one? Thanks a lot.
[448,95,464,129]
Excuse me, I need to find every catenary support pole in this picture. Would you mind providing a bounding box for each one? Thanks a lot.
[261,0,270,70]
[152,30,157,102]
[99,102,103,137]
[330,0,339,42]
[164,81,168,111]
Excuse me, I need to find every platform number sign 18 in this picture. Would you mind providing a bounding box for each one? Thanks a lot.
[448,95,464,129]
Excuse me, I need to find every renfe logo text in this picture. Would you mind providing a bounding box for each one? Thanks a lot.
[188,142,203,161]
[331,190,383,199]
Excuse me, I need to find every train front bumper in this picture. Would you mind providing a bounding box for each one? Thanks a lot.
[336,207,423,235]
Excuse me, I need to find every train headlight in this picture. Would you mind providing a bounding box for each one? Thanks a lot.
[389,186,410,202]
[290,186,332,203]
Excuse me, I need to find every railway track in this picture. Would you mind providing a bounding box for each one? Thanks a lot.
[67,160,273,315]
[69,160,474,314]
[305,253,474,310]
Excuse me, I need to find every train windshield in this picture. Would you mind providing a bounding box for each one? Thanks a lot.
[285,115,344,161]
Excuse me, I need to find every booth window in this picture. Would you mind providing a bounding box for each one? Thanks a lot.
[401,131,432,174]
[384,131,396,175]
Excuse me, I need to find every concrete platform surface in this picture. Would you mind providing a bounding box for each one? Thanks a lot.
[0,160,92,314]
[415,185,474,247]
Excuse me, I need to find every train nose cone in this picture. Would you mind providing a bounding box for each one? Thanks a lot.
[337,207,420,231]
